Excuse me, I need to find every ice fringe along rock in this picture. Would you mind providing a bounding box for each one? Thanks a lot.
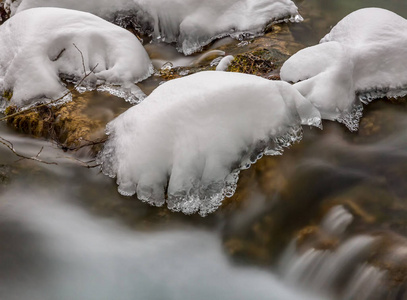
[280,8,407,131]
[11,0,303,55]
[97,71,321,216]
[0,7,153,110]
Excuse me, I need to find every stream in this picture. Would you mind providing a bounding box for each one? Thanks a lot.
[1,0,407,299]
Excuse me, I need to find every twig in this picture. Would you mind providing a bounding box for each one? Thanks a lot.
[0,45,103,169]
[0,136,57,165]
[73,43,86,74]
[57,154,100,168]
[59,137,108,152]
[51,48,66,62]
[0,45,99,122]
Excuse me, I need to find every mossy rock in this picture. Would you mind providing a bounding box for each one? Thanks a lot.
[4,91,126,155]
[2,90,13,102]
[157,23,301,83]
[365,233,407,291]
[158,63,217,81]
[227,48,289,78]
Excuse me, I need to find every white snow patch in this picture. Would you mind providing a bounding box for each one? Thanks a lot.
[13,0,303,55]
[0,7,153,109]
[281,8,407,131]
[3,0,22,15]
[98,71,321,216]
[216,55,235,71]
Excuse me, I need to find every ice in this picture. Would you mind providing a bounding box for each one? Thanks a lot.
[98,71,321,216]
[12,0,303,55]
[281,8,407,130]
[0,7,153,109]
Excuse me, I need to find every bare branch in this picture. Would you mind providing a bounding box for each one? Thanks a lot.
[35,146,44,158]
[0,44,103,169]
[0,63,98,122]
[57,154,100,168]
[51,48,66,62]
[59,137,108,152]
[0,136,57,165]
[73,43,87,74]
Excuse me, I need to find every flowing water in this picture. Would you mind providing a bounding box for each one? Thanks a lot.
[1,1,407,299]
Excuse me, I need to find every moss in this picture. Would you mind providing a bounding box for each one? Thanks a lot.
[4,105,16,116]
[8,109,49,137]
[2,90,13,101]
[5,93,105,154]
[159,68,182,81]
[227,48,289,78]
[159,65,216,82]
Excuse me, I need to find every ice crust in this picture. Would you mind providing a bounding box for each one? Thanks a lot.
[98,71,321,216]
[0,7,153,108]
[280,8,407,130]
[12,0,303,55]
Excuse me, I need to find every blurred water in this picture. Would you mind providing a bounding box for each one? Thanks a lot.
[0,185,322,300]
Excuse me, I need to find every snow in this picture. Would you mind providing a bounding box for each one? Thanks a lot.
[216,55,235,71]
[3,0,22,15]
[12,0,303,55]
[98,71,321,216]
[281,8,407,131]
[0,7,153,109]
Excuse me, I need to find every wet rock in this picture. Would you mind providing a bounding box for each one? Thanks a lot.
[0,2,9,24]
[5,90,129,155]
[295,225,339,251]
[156,23,302,82]
[227,48,288,78]
[361,232,407,296]
[385,94,407,105]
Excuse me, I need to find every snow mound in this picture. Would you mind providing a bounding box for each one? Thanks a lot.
[98,71,321,216]
[280,8,407,131]
[13,0,303,55]
[216,55,235,71]
[0,7,153,109]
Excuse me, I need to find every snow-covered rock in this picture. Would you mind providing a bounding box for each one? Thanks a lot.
[280,8,407,131]
[216,55,235,71]
[98,71,321,216]
[12,0,303,55]
[3,0,22,16]
[0,7,153,109]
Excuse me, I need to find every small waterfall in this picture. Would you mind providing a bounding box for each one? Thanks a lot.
[279,205,386,300]
[321,205,354,236]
